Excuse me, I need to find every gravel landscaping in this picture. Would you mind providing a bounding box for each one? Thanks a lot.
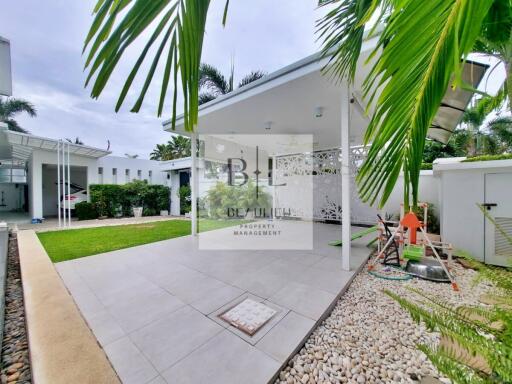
[276,259,492,384]
[1,233,31,384]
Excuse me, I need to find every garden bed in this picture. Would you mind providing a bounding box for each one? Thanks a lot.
[276,260,491,384]
[1,233,31,384]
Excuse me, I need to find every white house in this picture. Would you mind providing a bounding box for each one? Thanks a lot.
[159,42,512,267]
[0,126,173,222]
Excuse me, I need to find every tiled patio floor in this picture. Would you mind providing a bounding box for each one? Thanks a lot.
[55,223,372,384]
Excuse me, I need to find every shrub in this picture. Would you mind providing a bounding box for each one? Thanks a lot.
[178,185,191,215]
[75,201,98,221]
[89,181,170,217]
[421,163,433,170]
[203,180,271,219]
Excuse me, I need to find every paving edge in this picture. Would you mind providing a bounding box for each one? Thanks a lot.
[17,230,120,384]
[269,251,372,383]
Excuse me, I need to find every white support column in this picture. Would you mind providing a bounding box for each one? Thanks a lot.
[67,142,71,227]
[191,132,198,236]
[341,84,351,271]
[57,140,61,227]
[61,141,67,227]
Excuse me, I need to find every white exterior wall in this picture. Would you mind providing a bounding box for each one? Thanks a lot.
[29,149,98,219]
[97,156,166,185]
[435,160,512,262]
[0,184,23,211]
[382,170,440,218]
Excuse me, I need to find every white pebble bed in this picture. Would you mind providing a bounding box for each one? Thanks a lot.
[276,261,492,384]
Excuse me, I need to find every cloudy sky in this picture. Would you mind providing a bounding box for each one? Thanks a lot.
[1,0,326,158]
[1,1,505,158]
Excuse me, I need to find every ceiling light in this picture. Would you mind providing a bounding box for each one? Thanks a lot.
[315,107,323,118]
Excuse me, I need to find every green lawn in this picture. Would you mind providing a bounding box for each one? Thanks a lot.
[38,219,247,263]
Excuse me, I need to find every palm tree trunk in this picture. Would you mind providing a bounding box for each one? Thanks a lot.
[506,61,512,114]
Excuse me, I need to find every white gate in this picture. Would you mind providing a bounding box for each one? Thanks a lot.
[274,146,377,225]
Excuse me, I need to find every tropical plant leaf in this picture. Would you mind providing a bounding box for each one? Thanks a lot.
[356,0,494,209]
[238,70,266,88]
[84,0,230,132]
[317,0,379,82]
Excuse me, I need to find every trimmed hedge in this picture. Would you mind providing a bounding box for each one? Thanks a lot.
[420,163,433,170]
[75,202,99,221]
[462,153,512,163]
[89,180,170,218]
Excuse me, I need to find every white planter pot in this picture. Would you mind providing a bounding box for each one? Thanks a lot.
[132,207,143,218]
[160,210,169,216]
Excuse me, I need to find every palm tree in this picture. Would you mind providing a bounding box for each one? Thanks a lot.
[66,137,84,145]
[150,136,191,161]
[150,143,171,161]
[0,97,36,133]
[83,0,509,210]
[167,135,191,158]
[198,63,265,105]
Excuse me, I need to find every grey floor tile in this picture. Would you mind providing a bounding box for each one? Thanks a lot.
[130,306,223,372]
[161,330,280,384]
[256,311,315,363]
[294,267,354,295]
[108,289,185,333]
[232,269,288,299]
[147,376,167,384]
[84,309,125,346]
[189,285,245,315]
[162,271,226,303]
[269,281,335,321]
[104,337,158,384]
[70,288,105,317]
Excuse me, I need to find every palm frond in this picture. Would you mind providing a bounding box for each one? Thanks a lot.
[199,63,230,95]
[0,97,37,119]
[198,92,216,105]
[4,119,29,134]
[356,0,494,209]
[84,0,228,132]
[317,0,387,82]
[237,70,266,88]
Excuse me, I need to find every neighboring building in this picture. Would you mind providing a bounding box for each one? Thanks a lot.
[0,126,173,222]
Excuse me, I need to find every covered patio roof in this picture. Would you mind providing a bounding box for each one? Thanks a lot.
[163,42,488,148]
[0,129,111,162]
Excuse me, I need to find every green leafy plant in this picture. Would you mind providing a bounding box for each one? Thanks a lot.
[84,1,511,211]
[177,185,191,215]
[74,202,99,221]
[462,153,512,163]
[386,204,512,383]
[203,180,271,219]
[90,181,170,217]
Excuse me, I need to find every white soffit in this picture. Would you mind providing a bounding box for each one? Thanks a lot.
[5,131,111,161]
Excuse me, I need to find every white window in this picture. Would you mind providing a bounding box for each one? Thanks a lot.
[125,169,130,183]
[112,168,117,184]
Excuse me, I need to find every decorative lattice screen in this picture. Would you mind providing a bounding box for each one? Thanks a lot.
[274,146,377,225]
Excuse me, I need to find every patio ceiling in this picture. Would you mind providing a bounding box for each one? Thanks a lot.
[163,42,488,150]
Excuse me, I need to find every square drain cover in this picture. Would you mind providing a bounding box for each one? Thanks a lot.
[219,298,277,336]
